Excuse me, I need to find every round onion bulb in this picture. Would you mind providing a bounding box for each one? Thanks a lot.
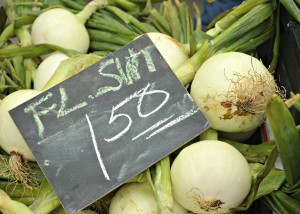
[109,181,188,214]
[34,53,69,90]
[146,32,189,71]
[0,89,41,161]
[190,52,279,133]
[31,8,90,53]
[171,140,252,213]
[109,182,158,214]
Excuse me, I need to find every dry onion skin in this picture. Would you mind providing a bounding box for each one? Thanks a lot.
[171,140,252,214]
[190,52,282,134]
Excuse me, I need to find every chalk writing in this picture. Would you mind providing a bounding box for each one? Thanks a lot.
[145,108,200,140]
[89,47,156,99]
[58,87,88,118]
[132,114,174,141]
[24,92,55,138]
[24,89,88,139]
[24,45,159,139]
[104,83,169,142]
[137,83,169,118]
[86,114,110,181]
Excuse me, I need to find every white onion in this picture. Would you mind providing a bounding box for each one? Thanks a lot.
[33,53,69,90]
[0,89,41,161]
[171,140,252,213]
[109,182,158,214]
[31,8,90,53]
[190,52,278,134]
[146,32,189,71]
[109,181,188,214]
[31,0,107,53]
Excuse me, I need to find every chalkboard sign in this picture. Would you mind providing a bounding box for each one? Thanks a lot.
[10,35,210,214]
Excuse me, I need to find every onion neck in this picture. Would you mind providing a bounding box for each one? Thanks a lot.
[76,0,108,24]
[200,128,219,141]
[173,59,195,86]
[174,40,215,86]
[152,156,173,213]
[15,26,33,47]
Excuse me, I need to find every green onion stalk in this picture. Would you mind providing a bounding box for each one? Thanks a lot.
[0,178,61,214]
[147,0,201,44]
[29,178,61,214]
[0,21,15,48]
[161,0,183,42]
[0,181,38,205]
[150,156,174,214]
[261,95,300,213]
[221,138,276,164]
[1,0,45,92]
[205,0,271,37]
[0,43,79,59]
[266,95,300,188]
[234,145,280,211]
[279,0,300,23]
[149,8,171,35]
[177,1,193,44]
[0,47,26,91]
[283,93,300,110]
[63,0,197,52]
[108,0,140,14]
[269,2,280,74]
[0,189,35,214]
[87,11,139,37]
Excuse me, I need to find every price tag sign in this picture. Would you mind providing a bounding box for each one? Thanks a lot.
[10,35,210,214]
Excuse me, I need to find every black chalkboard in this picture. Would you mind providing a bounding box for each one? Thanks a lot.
[10,35,210,214]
